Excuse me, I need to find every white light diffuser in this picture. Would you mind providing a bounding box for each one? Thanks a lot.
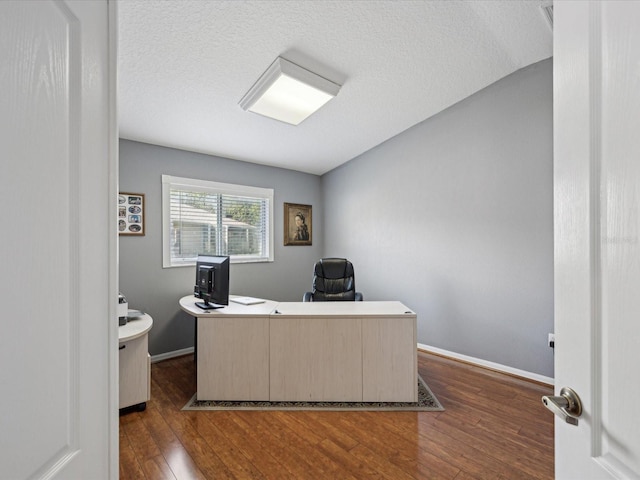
[239,57,341,125]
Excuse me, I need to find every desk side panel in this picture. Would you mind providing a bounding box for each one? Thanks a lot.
[197,316,270,401]
[362,315,417,402]
[270,317,362,402]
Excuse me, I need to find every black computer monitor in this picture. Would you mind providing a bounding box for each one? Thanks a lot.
[193,255,230,310]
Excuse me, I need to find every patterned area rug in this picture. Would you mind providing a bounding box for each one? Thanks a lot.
[182,375,444,411]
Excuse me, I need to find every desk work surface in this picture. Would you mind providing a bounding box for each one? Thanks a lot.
[119,311,153,342]
[179,295,278,317]
[179,295,415,318]
[274,300,415,317]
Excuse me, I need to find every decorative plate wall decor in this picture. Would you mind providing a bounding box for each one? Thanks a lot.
[118,192,145,236]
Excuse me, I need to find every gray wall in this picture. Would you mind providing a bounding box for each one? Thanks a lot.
[120,58,554,377]
[119,140,323,356]
[322,59,554,377]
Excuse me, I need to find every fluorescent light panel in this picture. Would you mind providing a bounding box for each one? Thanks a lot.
[239,57,341,125]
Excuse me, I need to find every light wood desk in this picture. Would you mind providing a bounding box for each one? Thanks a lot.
[179,296,417,402]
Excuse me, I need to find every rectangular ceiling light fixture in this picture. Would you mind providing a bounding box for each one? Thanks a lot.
[239,57,341,126]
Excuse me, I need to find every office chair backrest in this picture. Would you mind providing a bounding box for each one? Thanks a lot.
[309,258,359,301]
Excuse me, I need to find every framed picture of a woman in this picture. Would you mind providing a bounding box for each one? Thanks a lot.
[284,203,312,246]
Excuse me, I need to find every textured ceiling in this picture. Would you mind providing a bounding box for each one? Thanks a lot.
[118,0,552,175]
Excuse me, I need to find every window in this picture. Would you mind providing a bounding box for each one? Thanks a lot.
[162,175,274,267]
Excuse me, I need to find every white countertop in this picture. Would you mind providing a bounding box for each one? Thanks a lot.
[273,301,414,317]
[179,295,414,318]
[119,310,153,342]
[179,295,279,317]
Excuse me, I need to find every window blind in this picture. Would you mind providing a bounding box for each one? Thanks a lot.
[162,175,273,267]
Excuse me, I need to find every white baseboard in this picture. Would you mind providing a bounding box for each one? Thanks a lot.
[418,343,554,386]
[151,347,194,364]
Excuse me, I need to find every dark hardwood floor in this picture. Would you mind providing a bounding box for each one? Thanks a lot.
[120,351,554,479]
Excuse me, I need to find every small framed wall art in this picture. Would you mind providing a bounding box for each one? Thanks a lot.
[118,192,145,236]
[284,202,312,246]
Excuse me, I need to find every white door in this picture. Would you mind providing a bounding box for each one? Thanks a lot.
[554,1,640,478]
[0,1,118,478]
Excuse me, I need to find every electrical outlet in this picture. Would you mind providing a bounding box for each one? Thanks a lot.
[548,333,555,349]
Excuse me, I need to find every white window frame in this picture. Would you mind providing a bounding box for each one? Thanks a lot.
[162,174,274,268]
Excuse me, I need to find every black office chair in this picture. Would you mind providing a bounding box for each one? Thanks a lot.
[303,258,363,302]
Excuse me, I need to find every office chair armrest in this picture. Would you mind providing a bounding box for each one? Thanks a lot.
[303,291,314,302]
[355,292,363,301]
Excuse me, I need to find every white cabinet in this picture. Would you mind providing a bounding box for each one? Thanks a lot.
[118,312,152,410]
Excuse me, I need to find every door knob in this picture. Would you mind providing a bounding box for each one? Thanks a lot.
[542,387,583,426]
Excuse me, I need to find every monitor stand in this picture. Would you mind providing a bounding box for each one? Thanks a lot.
[195,301,225,310]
